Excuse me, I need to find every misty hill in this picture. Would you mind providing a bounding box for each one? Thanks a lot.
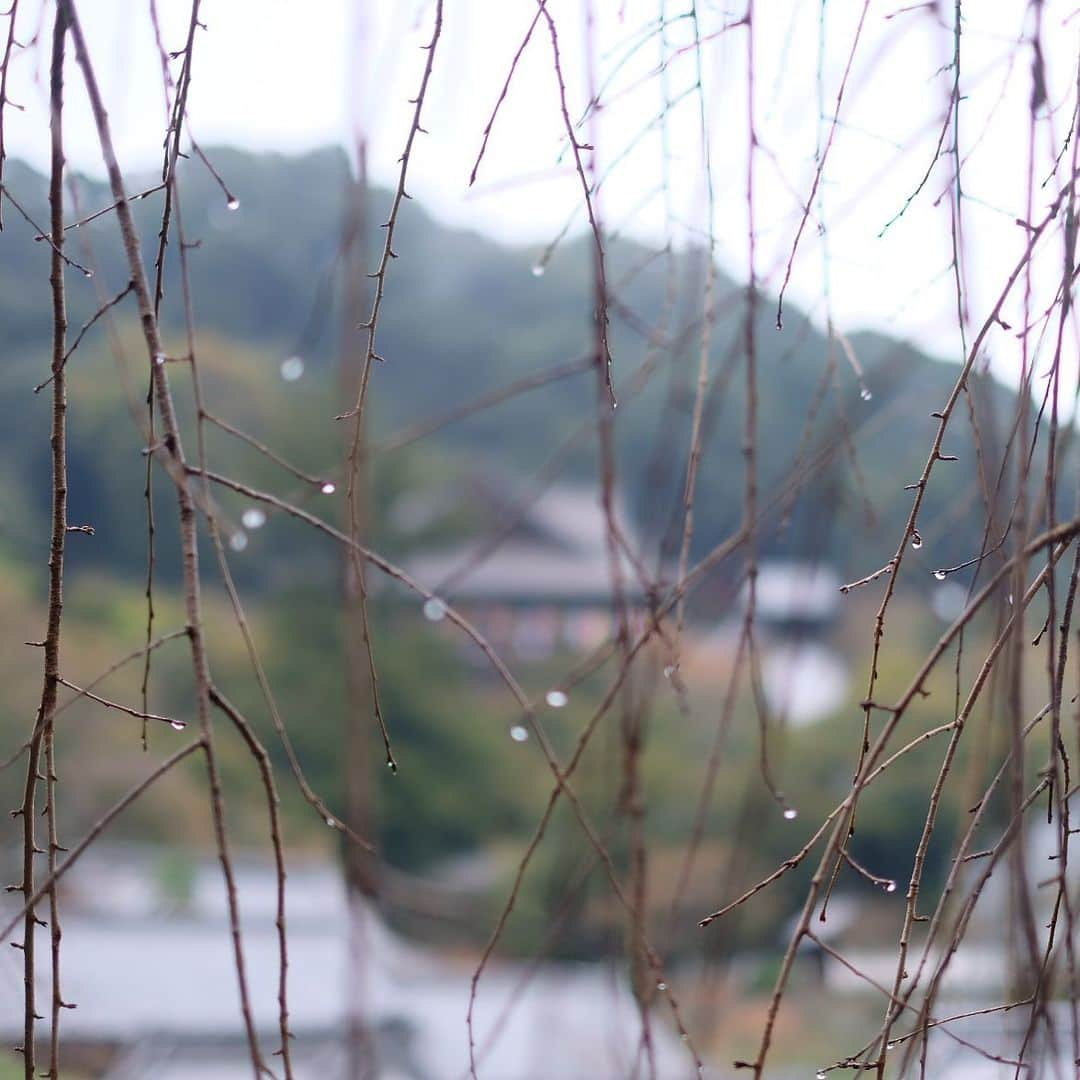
[0,147,1013,600]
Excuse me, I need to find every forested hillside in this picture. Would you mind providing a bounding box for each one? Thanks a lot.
[0,148,1012,594]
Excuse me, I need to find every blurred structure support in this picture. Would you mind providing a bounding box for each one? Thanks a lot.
[340,4,380,1071]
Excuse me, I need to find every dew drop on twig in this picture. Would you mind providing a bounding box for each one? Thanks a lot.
[320,481,337,495]
[933,569,947,581]
[226,197,240,212]
[169,720,185,731]
[860,387,873,402]
[423,597,446,622]
[911,531,922,550]
[280,356,304,382]
[531,263,545,278]
[509,725,529,743]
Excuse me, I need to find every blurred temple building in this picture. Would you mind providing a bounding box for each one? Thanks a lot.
[396,477,647,661]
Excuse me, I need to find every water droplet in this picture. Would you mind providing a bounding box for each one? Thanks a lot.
[860,387,873,402]
[82,268,94,279]
[911,532,923,550]
[280,356,304,382]
[241,508,266,530]
[320,481,337,495]
[531,263,545,277]
[226,197,240,212]
[423,597,446,622]
[663,664,676,679]
[934,570,947,581]
[152,352,166,366]
[325,817,335,828]
[1007,593,1014,605]
[817,1072,828,1080]
[783,807,798,821]
[545,689,568,708]
[169,720,185,731]
[229,532,248,552]
[886,1042,895,1051]
[509,725,529,743]
[885,880,897,893]
[656,981,667,991]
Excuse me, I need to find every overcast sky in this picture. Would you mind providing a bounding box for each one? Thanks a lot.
[3,1,1078,382]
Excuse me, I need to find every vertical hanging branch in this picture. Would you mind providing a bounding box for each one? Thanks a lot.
[537,0,615,408]
[578,0,649,1053]
[336,0,446,779]
[42,12,69,1076]
[0,0,20,231]
[1003,0,1044,1007]
[140,1,200,750]
[61,2,266,1075]
[673,0,731,664]
[339,144,381,1080]
[16,9,69,1078]
[168,145,296,1075]
[740,2,781,812]
[775,0,870,331]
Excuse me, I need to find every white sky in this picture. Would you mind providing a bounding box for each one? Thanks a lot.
[3,0,1078,379]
